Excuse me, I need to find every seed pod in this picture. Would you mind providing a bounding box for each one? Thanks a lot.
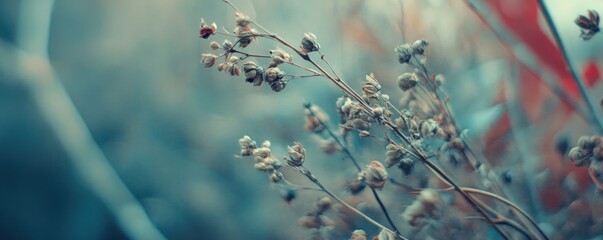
[270,48,292,64]
[411,39,429,54]
[301,32,320,52]
[349,230,367,240]
[358,161,388,190]
[569,147,591,167]
[265,67,284,82]
[238,135,257,156]
[200,54,217,68]
[199,20,217,39]
[286,142,306,167]
[397,73,418,91]
[243,61,264,86]
[394,43,413,64]
[209,41,220,50]
[270,80,286,92]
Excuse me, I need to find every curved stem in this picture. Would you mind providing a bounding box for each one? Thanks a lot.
[298,166,407,240]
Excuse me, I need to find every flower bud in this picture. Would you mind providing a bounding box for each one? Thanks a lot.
[287,142,306,167]
[222,39,233,50]
[358,161,388,189]
[265,67,284,82]
[397,73,418,91]
[411,39,429,54]
[394,43,413,64]
[350,230,367,240]
[238,135,257,156]
[209,41,220,50]
[270,48,292,64]
[200,54,217,68]
[301,32,320,52]
[199,20,217,39]
[569,147,591,167]
[235,12,251,27]
[270,171,283,183]
[243,61,264,86]
[362,73,381,99]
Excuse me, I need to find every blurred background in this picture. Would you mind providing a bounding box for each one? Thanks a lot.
[1,0,602,239]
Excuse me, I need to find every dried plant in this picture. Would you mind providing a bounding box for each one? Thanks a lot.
[197,0,600,239]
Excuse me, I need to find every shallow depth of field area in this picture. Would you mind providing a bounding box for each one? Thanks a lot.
[1,0,603,239]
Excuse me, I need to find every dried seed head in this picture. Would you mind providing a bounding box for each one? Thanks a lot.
[411,39,429,55]
[578,136,595,150]
[397,73,418,91]
[222,39,233,50]
[270,80,286,92]
[312,136,341,154]
[384,144,405,168]
[262,140,271,148]
[575,10,600,40]
[362,73,381,99]
[398,158,416,175]
[394,43,413,64]
[349,230,367,240]
[199,19,217,39]
[419,119,440,138]
[252,147,281,171]
[264,67,285,82]
[201,54,217,68]
[270,48,292,64]
[286,142,306,167]
[359,130,370,138]
[243,61,264,86]
[402,189,441,227]
[315,197,332,213]
[304,105,329,133]
[569,147,590,167]
[301,32,320,52]
[270,171,283,183]
[235,12,252,27]
[217,62,227,72]
[229,63,241,76]
[358,161,388,190]
[238,135,257,156]
[209,41,220,50]
[376,229,396,240]
[347,179,366,194]
[234,26,257,48]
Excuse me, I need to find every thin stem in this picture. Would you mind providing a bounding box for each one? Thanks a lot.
[298,166,407,240]
[304,103,401,234]
[537,0,603,133]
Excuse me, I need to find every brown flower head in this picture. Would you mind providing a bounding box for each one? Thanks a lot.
[575,10,600,40]
[199,19,217,39]
[286,142,306,167]
[358,161,388,189]
[301,32,320,52]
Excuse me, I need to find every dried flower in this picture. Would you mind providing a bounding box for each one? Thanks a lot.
[358,161,388,190]
[286,142,306,167]
[252,147,281,171]
[264,67,285,82]
[270,48,292,64]
[394,43,413,64]
[301,32,320,52]
[243,61,264,86]
[411,39,429,55]
[384,144,405,168]
[347,179,366,194]
[419,119,440,138]
[270,171,283,183]
[402,189,441,227]
[304,105,329,133]
[238,135,257,156]
[575,10,600,40]
[234,26,257,48]
[270,80,286,92]
[235,12,251,27]
[201,54,217,68]
[349,230,367,240]
[376,229,397,240]
[199,19,217,39]
[362,73,381,99]
[222,39,233,50]
[312,136,341,154]
[209,41,220,50]
[396,73,418,91]
[315,197,332,213]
